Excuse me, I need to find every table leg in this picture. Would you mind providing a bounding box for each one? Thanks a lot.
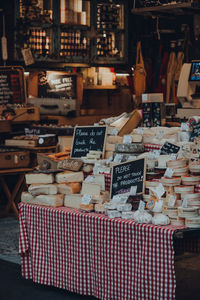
[0,174,25,218]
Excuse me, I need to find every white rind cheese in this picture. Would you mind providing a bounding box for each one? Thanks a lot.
[81,182,101,195]
[64,194,82,209]
[35,194,64,207]
[28,184,57,196]
[21,192,38,204]
[25,173,54,184]
[56,171,84,183]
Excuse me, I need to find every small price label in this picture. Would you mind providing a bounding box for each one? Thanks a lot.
[168,194,176,207]
[81,194,92,205]
[123,135,132,144]
[114,154,123,163]
[181,122,190,131]
[112,195,121,203]
[112,128,119,136]
[137,127,144,135]
[164,168,174,178]
[153,150,161,159]
[170,153,177,161]
[94,123,99,127]
[106,155,113,164]
[182,197,188,208]
[128,155,137,161]
[138,200,145,212]
[130,185,137,196]
[156,130,164,139]
[84,175,95,183]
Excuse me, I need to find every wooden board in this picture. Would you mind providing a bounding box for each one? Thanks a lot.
[5,139,37,147]
[70,126,107,158]
[110,158,146,198]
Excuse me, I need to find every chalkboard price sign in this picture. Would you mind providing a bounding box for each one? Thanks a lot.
[71,126,107,158]
[160,142,180,155]
[190,123,200,141]
[111,158,146,198]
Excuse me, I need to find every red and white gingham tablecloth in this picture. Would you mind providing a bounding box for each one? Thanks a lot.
[19,203,183,300]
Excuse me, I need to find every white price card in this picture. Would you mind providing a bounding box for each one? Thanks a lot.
[137,127,144,135]
[182,197,188,208]
[150,183,165,199]
[130,185,137,196]
[164,168,174,178]
[138,200,145,212]
[94,123,99,126]
[123,135,132,144]
[81,194,92,205]
[153,150,161,159]
[111,195,121,204]
[112,128,119,136]
[181,122,190,131]
[168,194,176,207]
[170,153,177,161]
[156,130,164,139]
[106,155,113,165]
[127,155,137,161]
[114,154,123,163]
[84,175,95,183]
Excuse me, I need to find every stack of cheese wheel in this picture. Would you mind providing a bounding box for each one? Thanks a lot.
[178,206,199,218]
[185,216,200,228]
[189,162,200,175]
[181,193,200,210]
[167,158,188,177]
[163,207,185,226]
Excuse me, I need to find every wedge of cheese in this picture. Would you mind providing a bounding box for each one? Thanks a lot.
[28,184,57,196]
[85,174,105,190]
[25,173,54,184]
[107,136,123,144]
[57,182,81,194]
[81,182,101,195]
[35,194,64,207]
[56,171,84,183]
[64,194,82,209]
[21,192,38,204]
[80,203,94,212]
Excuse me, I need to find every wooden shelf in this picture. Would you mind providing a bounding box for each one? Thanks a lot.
[132,2,199,15]
[84,85,117,90]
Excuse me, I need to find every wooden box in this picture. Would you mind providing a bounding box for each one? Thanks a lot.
[0,150,30,169]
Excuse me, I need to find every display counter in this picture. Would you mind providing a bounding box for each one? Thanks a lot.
[18,202,193,300]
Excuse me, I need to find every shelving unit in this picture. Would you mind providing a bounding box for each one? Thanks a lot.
[14,0,128,66]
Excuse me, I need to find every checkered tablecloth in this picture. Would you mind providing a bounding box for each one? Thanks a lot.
[19,203,183,300]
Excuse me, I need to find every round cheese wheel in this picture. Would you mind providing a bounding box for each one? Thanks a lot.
[181,175,200,186]
[178,206,199,218]
[185,217,200,228]
[174,185,194,194]
[167,158,188,169]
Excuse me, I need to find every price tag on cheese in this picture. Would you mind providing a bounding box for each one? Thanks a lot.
[127,155,137,161]
[114,154,123,163]
[164,168,174,178]
[168,194,176,207]
[112,128,119,136]
[106,155,113,165]
[81,194,92,205]
[138,200,145,212]
[182,197,188,208]
[153,149,161,159]
[130,185,137,196]
[181,122,190,131]
[156,130,164,139]
[111,195,121,204]
[149,183,165,199]
[94,123,99,126]
[137,127,144,135]
[123,135,132,144]
[84,175,95,183]
[170,153,177,161]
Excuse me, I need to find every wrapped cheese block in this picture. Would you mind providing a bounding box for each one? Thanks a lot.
[116,203,132,212]
[121,211,135,220]
[181,175,200,186]
[107,210,121,218]
[56,171,84,183]
[25,173,54,184]
[133,210,152,224]
[28,184,57,196]
[35,194,64,207]
[104,202,118,210]
[152,214,170,225]
[57,182,81,194]
[64,194,82,209]
[81,182,101,195]
[95,204,106,213]
[21,192,38,204]
[80,203,94,212]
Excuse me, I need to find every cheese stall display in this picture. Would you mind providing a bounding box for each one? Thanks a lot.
[21,110,200,229]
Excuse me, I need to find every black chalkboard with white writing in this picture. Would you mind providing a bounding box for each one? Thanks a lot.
[38,71,76,99]
[111,158,146,198]
[71,126,107,158]
[0,67,25,104]
[160,142,180,155]
[190,123,200,141]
